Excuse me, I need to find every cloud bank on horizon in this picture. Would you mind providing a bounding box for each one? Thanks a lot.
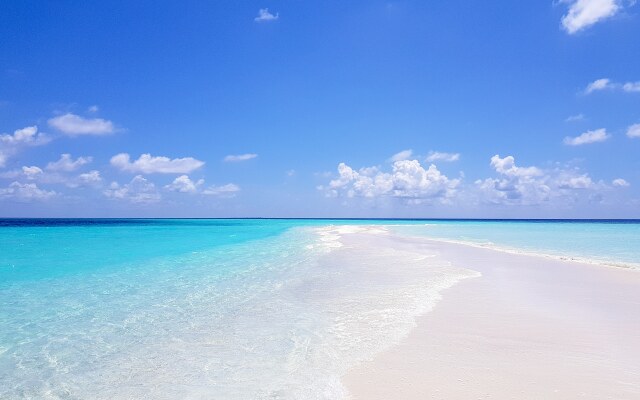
[0,2,638,217]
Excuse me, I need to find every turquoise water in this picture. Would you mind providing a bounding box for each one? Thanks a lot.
[0,219,638,399]
[390,220,640,268]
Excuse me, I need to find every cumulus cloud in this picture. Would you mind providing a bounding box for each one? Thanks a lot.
[0,126,51,167]
[476,155,607,206]
[223,153,258,162]
[612,178,630,187]
[77,170,102,185]
[164,175,204,193]
[48,113,115,136]
[202,183,241,197]
[111,153,205,174]
[46,154,92,172]
[627,123,640,138]
[255,8,278,22]
[323,159,460,203]
[426,151,460,163]
[490,155,542,177]
[561,0,620,34]
[557,173,594,189]
[0,181,56,200]
[0,126,50,147]
[563,128,610,145]
[88,105,99,113]
[104,175,160,203]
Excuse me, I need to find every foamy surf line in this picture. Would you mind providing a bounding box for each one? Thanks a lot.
[301,225,480,399]
[387,230,640,271]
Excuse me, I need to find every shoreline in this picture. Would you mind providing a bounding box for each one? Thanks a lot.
[380,224,640,270]
[341,231,640,399]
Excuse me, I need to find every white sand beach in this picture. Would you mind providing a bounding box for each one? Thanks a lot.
[337,227,640,399]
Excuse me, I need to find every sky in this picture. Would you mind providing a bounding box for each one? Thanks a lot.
[1,0,639,218]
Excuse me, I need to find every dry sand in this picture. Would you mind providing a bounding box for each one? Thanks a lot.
[342,233,640,399]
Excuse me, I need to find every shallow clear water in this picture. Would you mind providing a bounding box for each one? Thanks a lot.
[390,219,640,267]
[0,219,638,399]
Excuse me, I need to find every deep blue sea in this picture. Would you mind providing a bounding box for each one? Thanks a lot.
[1,219,638,398]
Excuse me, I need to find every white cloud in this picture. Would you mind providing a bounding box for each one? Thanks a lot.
[0,126,50,146]
[46,154,92,172]
[563,128,610,145]
[111,153,205,174]
[426,151,460,163]
[389,149,413,162]
[104,175,160,203]
[612,178,630,187]
[324,159,460,203]
[557,173,594,189]
[584,78,640,94]
[476,157,549,205]
[561,0,620,34]
[565,113,585,122]
[490,155,542,177]
[476,155,608,206]
[78,170,102,185]
[622,81,640,92]
[255,8,278,22]
[584,78,613,93]
[202,183,241,197]
[164,175,204,193]
[22,166,43,180]
[88,105,99,113]
[0,125,51,167]
[286,169,296,177]
[627,123,640,138]
[223,153,258,162]
[48,113,115,136]
[0,181,56,200]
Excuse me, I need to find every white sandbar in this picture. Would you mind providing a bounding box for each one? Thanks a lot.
[340,228,640,399]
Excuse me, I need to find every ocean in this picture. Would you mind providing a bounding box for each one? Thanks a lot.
[1,219,638,398]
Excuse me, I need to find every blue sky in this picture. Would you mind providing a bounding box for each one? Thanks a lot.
[1,0,639,218]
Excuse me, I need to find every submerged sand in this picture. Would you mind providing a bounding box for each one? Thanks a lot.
[339,228,640,399]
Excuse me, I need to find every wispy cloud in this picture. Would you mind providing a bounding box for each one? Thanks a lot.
[223,153,258,162]
[111,153,205,174]
[612,178,630,187]
[46,154,92,172]
[104,175,160,203]
[560,0,621,34]
[565,113,585,122]
[426,151,460,163]
[48,113,115,136]
[584,78,640,94]
[389,149,413,162]
[202,183,241,197]
[564,128,610,145]
[0,181,56,201]
[627,123,640,138]
[623,81,640,92]
[584,78,613,93]
[254,8,278,22]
